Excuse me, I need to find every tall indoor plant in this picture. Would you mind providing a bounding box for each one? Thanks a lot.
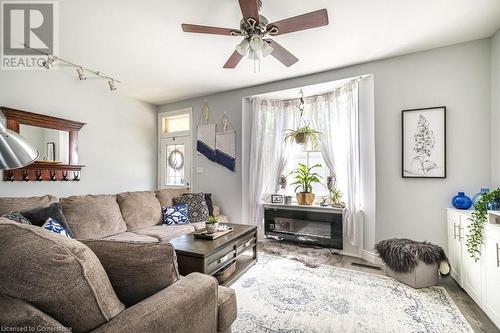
[290,163,323,205]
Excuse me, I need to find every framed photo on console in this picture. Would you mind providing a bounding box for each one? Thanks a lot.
[270,194,284,204]
[402,106,446,178]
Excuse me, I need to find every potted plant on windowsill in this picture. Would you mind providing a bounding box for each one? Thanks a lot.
[206,215,219,234]
[290,163,323,205]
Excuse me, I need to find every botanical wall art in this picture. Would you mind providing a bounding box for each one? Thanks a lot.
[402,106,446,178]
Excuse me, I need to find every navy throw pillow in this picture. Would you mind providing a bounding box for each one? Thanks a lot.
[20,203,73,237]
[162,204,189,225]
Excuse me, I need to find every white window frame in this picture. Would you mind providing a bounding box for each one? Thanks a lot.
[158,108,193,190]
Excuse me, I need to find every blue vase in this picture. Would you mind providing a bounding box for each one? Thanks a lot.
[487,201,500,210]
[472,188,490,208]
[452,192,472,210]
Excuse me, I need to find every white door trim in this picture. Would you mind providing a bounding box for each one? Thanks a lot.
[158,108,193,190]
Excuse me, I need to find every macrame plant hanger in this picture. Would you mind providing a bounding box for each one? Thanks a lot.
[196,100,217,161]
[215,112,236,172]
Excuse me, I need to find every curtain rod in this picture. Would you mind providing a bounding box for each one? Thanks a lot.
[254,76,366,103]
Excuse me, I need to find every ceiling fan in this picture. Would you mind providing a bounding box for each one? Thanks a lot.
[181,0,329,68]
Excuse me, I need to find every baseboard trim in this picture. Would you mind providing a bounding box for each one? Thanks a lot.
[360,249,384,266]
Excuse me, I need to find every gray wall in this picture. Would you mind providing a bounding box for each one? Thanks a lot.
[0,69,157,197]
[492,29,500,186]
[160,38,492,250]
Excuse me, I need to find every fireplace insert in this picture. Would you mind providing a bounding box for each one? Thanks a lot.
[264,204,343,249]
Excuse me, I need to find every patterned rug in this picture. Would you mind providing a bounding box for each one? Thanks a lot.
[232,254,473,333]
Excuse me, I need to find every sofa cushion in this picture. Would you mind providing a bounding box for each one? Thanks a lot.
[103,232,159,243]
[134,224,195,242]
[116,191,162,231]
[81,240,180,306]
[217,286,237,331]
[0,194,58,216]
[0,293,69,331]
[60,194,127,239]
[173,193,209,223]
[155,188,189,207]
[0,218,125,333]
[20,202,73,237]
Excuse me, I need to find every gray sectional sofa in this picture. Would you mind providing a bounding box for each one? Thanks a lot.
[0,189,236,333]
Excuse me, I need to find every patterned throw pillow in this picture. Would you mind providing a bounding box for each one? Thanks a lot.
[182,192,214,216]
[173,193,209,223]
[2,212,32,225]
[42,217,71,237]
[162,205,189,225]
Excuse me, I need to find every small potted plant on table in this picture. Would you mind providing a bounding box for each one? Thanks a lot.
[290,163,323,205]
[206,215,219,234]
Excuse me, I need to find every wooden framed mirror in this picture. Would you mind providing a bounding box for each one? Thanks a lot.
[1,107,86,181]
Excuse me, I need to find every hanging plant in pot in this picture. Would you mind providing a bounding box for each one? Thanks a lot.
[282,89,322,146]
[290,163,323,205]
[283,125,322,145]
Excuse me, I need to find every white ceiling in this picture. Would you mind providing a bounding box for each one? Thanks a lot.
[59,0,500,105]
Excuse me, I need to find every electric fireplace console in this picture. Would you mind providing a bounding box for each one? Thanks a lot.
[264,204,343,250]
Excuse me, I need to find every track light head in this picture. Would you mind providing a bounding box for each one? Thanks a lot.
[108,79,117,91]
[42,56,56,69]
[76,67,87,80]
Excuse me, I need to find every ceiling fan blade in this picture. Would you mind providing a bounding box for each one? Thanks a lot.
[238,0,260,25]
[267,9,328,36]
[223,50,244,69]
[265,39,298,67]
[182,24,240,36]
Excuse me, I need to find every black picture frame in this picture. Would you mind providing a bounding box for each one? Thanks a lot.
[271,194,284,204]
[402,106,446,178]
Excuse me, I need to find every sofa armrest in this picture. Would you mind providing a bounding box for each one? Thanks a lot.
[212,205,221,216]
[0,293,70,331]
[90,273,218,333]
[81,239,179,306]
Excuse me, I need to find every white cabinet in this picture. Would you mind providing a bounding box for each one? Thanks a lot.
[447,209,500,329]
[484,225,500,326]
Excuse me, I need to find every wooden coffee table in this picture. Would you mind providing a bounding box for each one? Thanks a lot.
[169,223,257,286]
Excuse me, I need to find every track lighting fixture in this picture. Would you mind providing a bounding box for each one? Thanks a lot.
[76,67,87,80]
[24,45,121,92]
[108,80,117,91]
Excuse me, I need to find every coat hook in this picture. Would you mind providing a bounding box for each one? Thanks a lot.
[23,170,29,182]
[7,171,14,182]
[36,171,43,181]
[62,171,69,181]
[73,171,80,182]
[50,170,57,181]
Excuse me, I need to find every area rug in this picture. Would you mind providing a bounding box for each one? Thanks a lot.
[231,254,473,333]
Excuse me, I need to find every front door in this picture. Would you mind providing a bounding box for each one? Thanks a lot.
[159,136,191,189]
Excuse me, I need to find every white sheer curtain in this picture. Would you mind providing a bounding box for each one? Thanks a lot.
[310,81,361,246]
[248,81,361,246]
[248,99,293,230]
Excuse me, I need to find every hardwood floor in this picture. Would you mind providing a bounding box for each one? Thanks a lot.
[258,241,499,333]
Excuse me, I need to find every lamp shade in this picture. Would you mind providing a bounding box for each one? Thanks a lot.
[0,115,38,170]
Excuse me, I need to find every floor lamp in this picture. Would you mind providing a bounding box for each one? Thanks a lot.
[0,112,38,170]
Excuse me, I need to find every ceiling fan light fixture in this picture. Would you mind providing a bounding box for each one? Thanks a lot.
[236,38,250,56]
[249,35,263,51]
[261,41,273,57]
